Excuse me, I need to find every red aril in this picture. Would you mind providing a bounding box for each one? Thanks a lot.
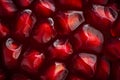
[41,62,68,80]
[21,50,44,73]
[17,0,33,7]
[54,11,85,35]
[48,39,73,60]
[32,18,55,44]
[0,22,9,38]
[104,38,120,61]
[95,58,110,80]
[72,53,97,78]
[85,5,118,31]
[15,9,36,40]
[0,0,17,16]
[34,0,55,17]
[3,38,22,68]
[71,24,104,53]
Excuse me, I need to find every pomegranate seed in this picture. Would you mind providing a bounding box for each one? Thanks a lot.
[3,38,22,68]
[21,50,44,73]
[12,74,31,80]
[41,62,68,80]
[34,0,55,17]
[17,0,33,7]
[32,19,55,44]
[85,5,118,31]
[95,58,110,80]
[104,38,120,61]
[0,22,9,38]
[72,24,104,53]
[15,9,36,39]
[72,53,97,78]
[48,39,73,60]
[0,0,17,16]
[54,11,85,35]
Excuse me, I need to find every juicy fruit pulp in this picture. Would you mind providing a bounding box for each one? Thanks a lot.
[0,0,120,80]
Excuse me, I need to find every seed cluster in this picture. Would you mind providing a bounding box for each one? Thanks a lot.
[0,0,120,80]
